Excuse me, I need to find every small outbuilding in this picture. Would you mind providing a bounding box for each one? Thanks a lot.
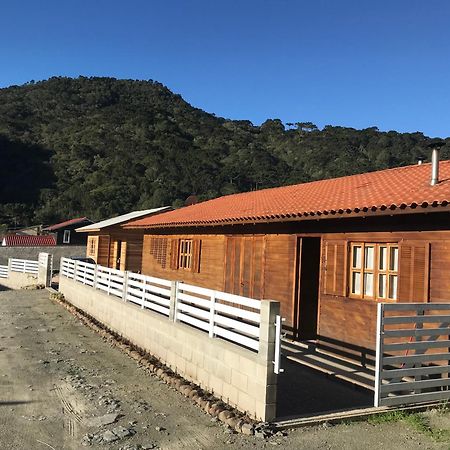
[76,207,172,272]
[43,217,93,246]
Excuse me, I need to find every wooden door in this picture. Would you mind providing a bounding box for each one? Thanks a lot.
[120,241,127,271]
[294,237,321,340]
[224,236,264,298]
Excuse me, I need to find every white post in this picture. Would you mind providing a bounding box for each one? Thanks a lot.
[273,315,285,374]
[374,302,384,408]
[209,291,216,338]
[107,269,111,295]
[74,260,78,281]
[93,264,98,289]
[169,281,179,322]
[7,258,12,276]
[122,271,129,303]
[141,277,146,309]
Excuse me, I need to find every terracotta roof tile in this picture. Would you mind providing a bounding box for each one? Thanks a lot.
[125,161,450,229]
[2,235,57,247]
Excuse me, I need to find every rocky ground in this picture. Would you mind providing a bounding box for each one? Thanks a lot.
[0,287,449,450]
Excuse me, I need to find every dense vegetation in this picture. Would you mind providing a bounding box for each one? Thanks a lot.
[0,76,448,228]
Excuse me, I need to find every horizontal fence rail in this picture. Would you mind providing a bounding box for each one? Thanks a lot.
[9,258,39,275]
[375,302,450,408]
[0,264,8,279]
[60,258,261,351]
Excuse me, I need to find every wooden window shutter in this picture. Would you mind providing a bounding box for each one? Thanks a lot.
[191,239,202,273]
[170,238,180,270]
[322,240,346,296]
[398,241,430,302]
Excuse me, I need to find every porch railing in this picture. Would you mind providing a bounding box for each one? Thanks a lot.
[60,258,262,351]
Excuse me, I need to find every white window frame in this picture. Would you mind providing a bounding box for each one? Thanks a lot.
[63,230,71,244]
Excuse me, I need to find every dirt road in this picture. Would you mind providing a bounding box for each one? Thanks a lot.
[0,288,448,449]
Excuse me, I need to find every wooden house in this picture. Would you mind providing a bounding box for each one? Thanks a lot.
[43,217,93,245]
[124,156,450,354]
[76,207,171,272]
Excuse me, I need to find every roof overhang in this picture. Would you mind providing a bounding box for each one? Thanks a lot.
[123,201,450,230]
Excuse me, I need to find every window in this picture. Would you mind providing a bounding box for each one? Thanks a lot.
[178,239,193,270]
[349,243,398,300]
[63,230,71,244]
[87,236,97,256]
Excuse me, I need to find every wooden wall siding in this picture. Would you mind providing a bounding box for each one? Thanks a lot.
[97,235,111,266]
[141,234,226,291]
[262,235,296,325]
[430,241,450,302]
[318,233,450,351]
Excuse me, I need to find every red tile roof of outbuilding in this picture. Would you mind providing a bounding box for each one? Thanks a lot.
[125,160,450,229]
[2,235,57,247]
[43,217,91,231]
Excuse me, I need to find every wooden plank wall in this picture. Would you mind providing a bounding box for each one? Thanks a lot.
[318,231,450,352]
[141,234,226,291]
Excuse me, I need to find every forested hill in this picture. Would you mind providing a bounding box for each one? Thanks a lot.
[0,76,448,229]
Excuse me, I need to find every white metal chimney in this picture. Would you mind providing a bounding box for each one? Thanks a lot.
[429,140,445,186]
[430,148,440,186]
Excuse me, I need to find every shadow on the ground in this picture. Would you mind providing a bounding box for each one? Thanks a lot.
[276,356,372,420]
[0,400,36,406]
[0,285,11,292]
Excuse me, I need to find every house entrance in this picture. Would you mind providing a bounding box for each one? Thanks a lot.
[293,237,321,340]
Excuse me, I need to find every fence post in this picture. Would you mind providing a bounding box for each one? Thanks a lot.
[107,269,111,296]
[93,264,98,289]
[7,258,12,276]
[257,300,280,422]
[169,280,179,322]
[38,252,52,287]
[141,277,147,309]
[74,260,78,281]
[122,271,129,303]
[374,302,384,408]
[209,291,216,338]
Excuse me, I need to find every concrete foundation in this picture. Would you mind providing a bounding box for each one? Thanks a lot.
[0,271,38,289]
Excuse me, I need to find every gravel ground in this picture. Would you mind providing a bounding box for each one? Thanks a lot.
[0,287,449,450]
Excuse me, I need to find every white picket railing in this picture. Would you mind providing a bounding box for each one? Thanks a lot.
[60,258,261,351]
[0,265,8,279]
[9,258,39,275]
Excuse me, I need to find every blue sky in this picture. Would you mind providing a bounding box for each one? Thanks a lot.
[1,0,449,137]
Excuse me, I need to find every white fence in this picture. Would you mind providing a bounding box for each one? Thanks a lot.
[9,258,39,275]
[0,265,8,279]
[60,258,262,351]
[375,302,450,407]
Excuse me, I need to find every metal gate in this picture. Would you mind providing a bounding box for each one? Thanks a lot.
[374,302,450,407]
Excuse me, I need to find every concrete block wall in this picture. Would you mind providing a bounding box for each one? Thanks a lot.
[59,276,279,421]
[0,246,86,269]
[0,271,38,289]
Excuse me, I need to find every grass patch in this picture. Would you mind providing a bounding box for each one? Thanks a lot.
[368,409,450,443]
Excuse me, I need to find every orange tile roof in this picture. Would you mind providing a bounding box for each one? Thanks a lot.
[125,161,450,229]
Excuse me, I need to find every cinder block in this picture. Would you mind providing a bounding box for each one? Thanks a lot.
[223,349,240,368]
[221,383,239,407]
[238,355,257,377]
[237,390,256,415]
[231,369,248,390]
[209,373,223,395]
